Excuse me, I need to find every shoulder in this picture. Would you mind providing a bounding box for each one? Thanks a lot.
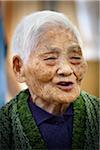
[0,99,13,122]
[0,89,30,149]
[80,90,99,117]
[0,88,30,126]
[0,89,29,118]
[80,91,99,132]
[80,90,99,105]
[80,91,99,149]
[0,97,14,149]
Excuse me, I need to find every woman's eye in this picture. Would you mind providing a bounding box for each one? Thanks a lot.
[69,56,82,65]
[70,56,81,60]
[43,57,57,66]
[44,57,57,60]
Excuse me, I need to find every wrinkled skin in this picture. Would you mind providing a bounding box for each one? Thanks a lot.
[13,26,87,114]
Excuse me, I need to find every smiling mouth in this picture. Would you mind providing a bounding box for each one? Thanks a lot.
[56,81,74,92]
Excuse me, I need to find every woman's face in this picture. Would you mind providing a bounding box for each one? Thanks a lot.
[23,26,87,104]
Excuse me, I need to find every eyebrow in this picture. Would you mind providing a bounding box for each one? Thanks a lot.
[67,44,82,53]
[45,45,61,52]
[43,44,82,55]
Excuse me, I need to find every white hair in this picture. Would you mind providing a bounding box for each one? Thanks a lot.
[12,10,83,62]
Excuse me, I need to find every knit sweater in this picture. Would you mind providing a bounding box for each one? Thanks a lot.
[0,89,99,150]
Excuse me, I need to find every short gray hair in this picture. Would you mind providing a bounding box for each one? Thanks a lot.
[12,10,83,62]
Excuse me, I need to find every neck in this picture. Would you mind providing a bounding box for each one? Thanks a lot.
[30,93,70,115]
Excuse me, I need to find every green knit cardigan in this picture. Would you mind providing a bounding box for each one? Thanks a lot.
[0,89,99,150]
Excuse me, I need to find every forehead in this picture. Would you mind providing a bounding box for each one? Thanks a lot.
[36,26,79,50]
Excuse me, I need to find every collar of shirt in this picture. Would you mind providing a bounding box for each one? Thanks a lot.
[28,96,73,126]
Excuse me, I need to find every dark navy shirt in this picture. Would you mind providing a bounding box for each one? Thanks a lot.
[28,98,73,150]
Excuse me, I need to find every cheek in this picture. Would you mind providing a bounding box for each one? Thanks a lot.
[32,63,56,82]
[35,69,54,82]
[72,62,87,82]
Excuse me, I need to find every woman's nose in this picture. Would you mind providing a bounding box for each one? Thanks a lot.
[57,60,73,77]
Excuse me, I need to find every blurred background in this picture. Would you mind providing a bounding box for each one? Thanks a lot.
[0,0,99,107]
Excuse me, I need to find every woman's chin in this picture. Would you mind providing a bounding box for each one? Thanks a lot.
[54,88,80,104]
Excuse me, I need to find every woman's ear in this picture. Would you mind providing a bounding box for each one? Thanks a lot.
[13,55,26,83]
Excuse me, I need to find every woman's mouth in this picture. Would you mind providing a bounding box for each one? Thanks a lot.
[56,81,74,92]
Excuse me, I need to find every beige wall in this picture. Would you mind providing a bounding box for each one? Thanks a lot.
[2,1,99,98]
[81,61,99,96]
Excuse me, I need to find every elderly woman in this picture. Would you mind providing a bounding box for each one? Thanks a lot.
[0,10,99,150]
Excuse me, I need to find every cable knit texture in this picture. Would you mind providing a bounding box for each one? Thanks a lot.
[0,89,99,150]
